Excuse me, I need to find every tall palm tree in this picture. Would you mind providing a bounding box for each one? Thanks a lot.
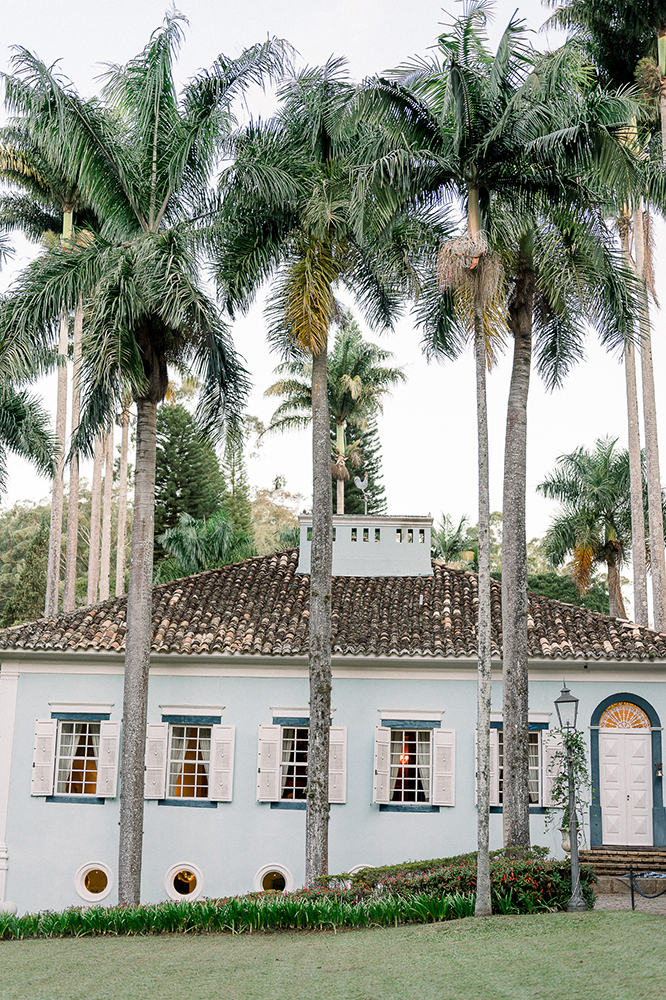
[0,13,286,904]
[0,120,97,618]
[536,437,659,618]
[265,311,405,513]
[214,59,410,885]
[546,0,666,629]
[356,2,640,865]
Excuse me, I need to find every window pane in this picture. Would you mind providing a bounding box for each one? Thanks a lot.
[281,726,309,799]
[168,725,211,798]
[55,721,100,794]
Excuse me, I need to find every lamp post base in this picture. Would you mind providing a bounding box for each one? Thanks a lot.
[566,891,588,913]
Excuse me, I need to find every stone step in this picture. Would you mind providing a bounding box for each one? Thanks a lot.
[580,849,666,877]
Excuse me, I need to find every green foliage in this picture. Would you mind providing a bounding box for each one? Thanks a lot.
[154,511,255,583]
[545,728,592,834]
[0,514,49,626]
[153,404,227,561]
[527,572,610,614]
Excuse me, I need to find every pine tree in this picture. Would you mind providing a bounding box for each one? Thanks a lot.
[153,404,226,561]
[221,438,254,537]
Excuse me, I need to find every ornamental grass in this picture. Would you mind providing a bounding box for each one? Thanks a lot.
[0,891,475,940]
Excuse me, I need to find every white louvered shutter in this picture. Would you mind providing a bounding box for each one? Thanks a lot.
[431,729,455,806]
[328,727,347,803]
[475,729,500,807]
[144,723,169,799]
[31,719,57,796]
[96,721,121,798]
[257,725,281,802]
[542,730,564,807]
[373,726,391,804]
[490,728,500,807]
[209,724,235,802]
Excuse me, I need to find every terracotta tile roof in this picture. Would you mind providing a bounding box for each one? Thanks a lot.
[0,549,665,661]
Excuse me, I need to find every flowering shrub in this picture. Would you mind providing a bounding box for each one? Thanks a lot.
[319,849,596,912]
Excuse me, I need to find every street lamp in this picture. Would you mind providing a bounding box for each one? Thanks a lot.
[554,683,587,912]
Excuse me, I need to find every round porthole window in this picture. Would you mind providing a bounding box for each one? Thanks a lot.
[164,863,204,901]
[75,862,113,903]
[253,863,293,893]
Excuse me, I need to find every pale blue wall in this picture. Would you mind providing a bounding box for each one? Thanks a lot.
[4,665,665,913]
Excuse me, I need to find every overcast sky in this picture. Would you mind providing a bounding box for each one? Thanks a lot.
[1,0,664,595]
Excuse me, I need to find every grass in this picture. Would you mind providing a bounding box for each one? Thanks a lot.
[0,910,664,1000]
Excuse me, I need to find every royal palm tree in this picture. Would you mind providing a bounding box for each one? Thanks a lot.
[546,0,666,630]
[0,120,98,617]
[214,58,412,885]
[0,13,287,904]
[536,437,660,618]
[265,311,405,513]
[356,2,641,871]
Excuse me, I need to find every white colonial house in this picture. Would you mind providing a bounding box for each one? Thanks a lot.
[0,514,665,913]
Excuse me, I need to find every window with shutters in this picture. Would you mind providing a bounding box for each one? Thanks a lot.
[167,725,211,799]
[31,715,120,800]
[484,722,558,810]
[257,723,347,804]
[145,719,234,805]
[373,723,454,809]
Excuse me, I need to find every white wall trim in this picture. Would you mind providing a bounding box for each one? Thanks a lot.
[490,711,552,724]
[49,702,114,714]
[0,665,19,903]
[378,709,443,721]
[269,707,333,717]
[159,705,224,716]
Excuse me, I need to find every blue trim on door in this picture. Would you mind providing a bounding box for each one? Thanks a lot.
[273,717,309,726]
[589,692,665,848]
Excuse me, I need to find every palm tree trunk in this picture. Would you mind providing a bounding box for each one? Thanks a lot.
[99,425,114,601]
[305,344,332,888]
[63,299,83,613]
[501,258,533,850]
[620,218,648,627]
[607,550,627,619]
[44,308,68,618]
[118,396,158,907]
[115,405,130,597]
[474,296,492,918]
[87,434,104,605]
[634,204,666,629]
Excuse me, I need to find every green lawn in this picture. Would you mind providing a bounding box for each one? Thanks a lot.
[1,910,664,1000]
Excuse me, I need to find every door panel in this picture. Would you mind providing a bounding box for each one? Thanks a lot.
[599,730,652,846]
